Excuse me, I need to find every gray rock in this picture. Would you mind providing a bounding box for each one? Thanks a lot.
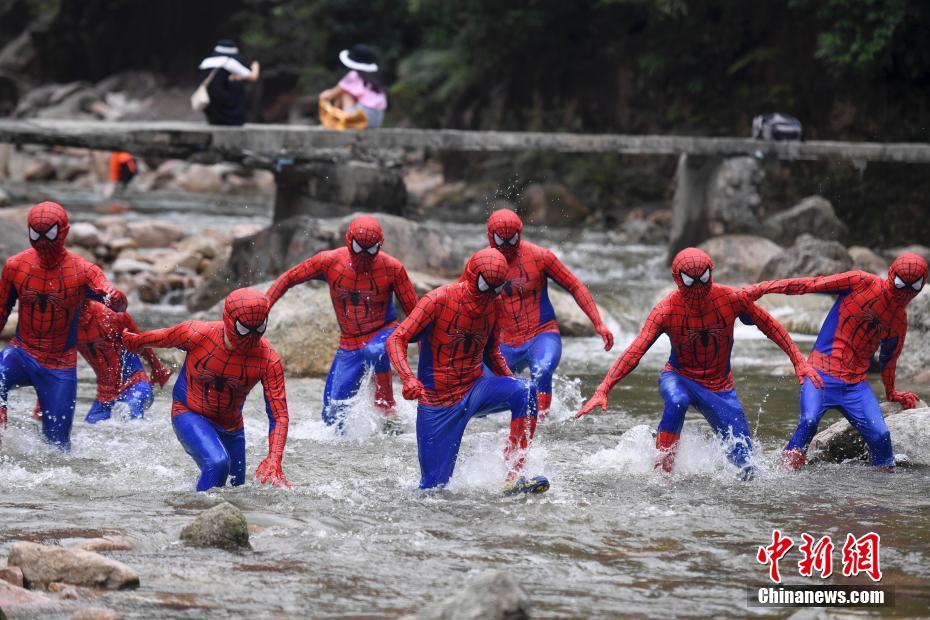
[810,403,929,465]
[885,244,930,263]
[0,215,28,258]
[698,234,783,284]
[68,222,104,248]
[895,291,930,381]
[762,195,848,246]
[759,234,854,281]
[411,571,530,620]
[0,579,58,615]
[706,156,764,235]
[754,293,834,336]
[7,541,140,590]
[180,502,251,551]
[0,186,11,207]
[71,608,122,620]
[848,246,889,275]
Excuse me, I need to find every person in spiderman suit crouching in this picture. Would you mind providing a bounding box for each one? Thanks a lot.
[0,202,127,448]
[577,248,821,480]
[123,288,290,491]
[744,252,928,472]
[387,247,549,494]
[477,209,613,418]
[266,215,417,432]
[33,300,171,423]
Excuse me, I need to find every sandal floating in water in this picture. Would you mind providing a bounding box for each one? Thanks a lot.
[503,475,550,496]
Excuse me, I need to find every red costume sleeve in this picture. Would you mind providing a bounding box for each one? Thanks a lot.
[120,312,167,374]
[387,293,439,384]
[746,271,869,300]
[600,300,667,392]
[0,261,17,334]
[544,249,605,329]
[393,263,419,316]
[262,347,289,462]
[266,252,329,307]
[483,315,514,377]
[124,321,198,352]
[743,299,809,370]
[84,261,127,312]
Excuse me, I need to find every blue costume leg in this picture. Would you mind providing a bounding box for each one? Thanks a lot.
[656,371,691,471]
[527,333,562,413]
[27,358,77,449]
[85,400,114,424]
[217,426,247,486]
[172,411,232,491]
[690,385,754,474]
[416,376,536,489]
[114,381,154,420]
[785,373,830,467]
[321,347,366,429]
[840,381,894,468]
[0,346,32,417]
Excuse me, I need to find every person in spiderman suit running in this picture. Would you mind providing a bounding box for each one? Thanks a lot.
[744,252,927,471]
[477,209,613,417]
[266,215,417,430]
[123,288,290,491]
[0,202,127,448]
[387,247,549,494]
[33,300,172,423]
[577,248,820,479]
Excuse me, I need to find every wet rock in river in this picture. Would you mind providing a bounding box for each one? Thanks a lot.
[809,402,929,465]
[762,195,848,246]
[895,291,930,381]
[753,293,834,335]
[0,566,24,587]
[71,608,123,620]
[411,570,530,620]
[180,502,252,551]
[848,246,889,275]
[68,537,133,553]
[0,578,58,614]
[125,220,184,248]
[68,222,104,248]
[759,234,853,281]
[7,541,140,590]
[698,234,782,284]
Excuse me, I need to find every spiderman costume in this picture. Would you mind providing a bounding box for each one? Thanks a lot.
[35,300,170,423]
[0,202,127,448]
[744,252,927,470]
[267,215,418,430]
[388,248,548,493]
[123,288,290,491]
[475,209,613,416]
[578,248,819,478]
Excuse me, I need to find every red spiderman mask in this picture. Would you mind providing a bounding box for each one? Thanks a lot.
[28,201,70,267]
[672,248,714,305]
[885,252,927,305]
[487,209,523,260]
[462,248,508,314]
[345,215,384,270]
[223,288,270,351]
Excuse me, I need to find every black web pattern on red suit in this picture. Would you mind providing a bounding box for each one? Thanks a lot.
[0,223,125,369]
[266,219,417,351]
[600,282,807,394]
[125,305,289,462]
[389,249,512,406]
[748,261,925,388]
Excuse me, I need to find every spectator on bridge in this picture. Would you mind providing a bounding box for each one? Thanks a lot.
[319,44,387,128]
[196,39,260,126]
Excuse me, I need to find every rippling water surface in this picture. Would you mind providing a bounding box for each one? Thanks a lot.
[2,222,929,618]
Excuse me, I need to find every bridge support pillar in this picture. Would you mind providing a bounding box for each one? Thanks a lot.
[667,153,721,263]
[272,161,408,223]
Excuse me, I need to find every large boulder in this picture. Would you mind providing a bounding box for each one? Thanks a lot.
[895,291,930,381]
[7,542,139,590]
[759,234,853,281]
[848,246,889,275]
[809,402,929,465]
[410,571,530,620]
[263,282,340,377]
[180,502,251,551]
[762,195,848,246]
[698,235,783,284]
[753,293,833,335]
[706,156,764,235]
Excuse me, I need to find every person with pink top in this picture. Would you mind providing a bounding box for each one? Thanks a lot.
[319,44,388,128]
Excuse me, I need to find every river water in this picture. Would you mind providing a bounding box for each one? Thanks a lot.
[1,214,929,618]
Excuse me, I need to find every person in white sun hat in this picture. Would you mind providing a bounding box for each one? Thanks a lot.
[319,44,388,128]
